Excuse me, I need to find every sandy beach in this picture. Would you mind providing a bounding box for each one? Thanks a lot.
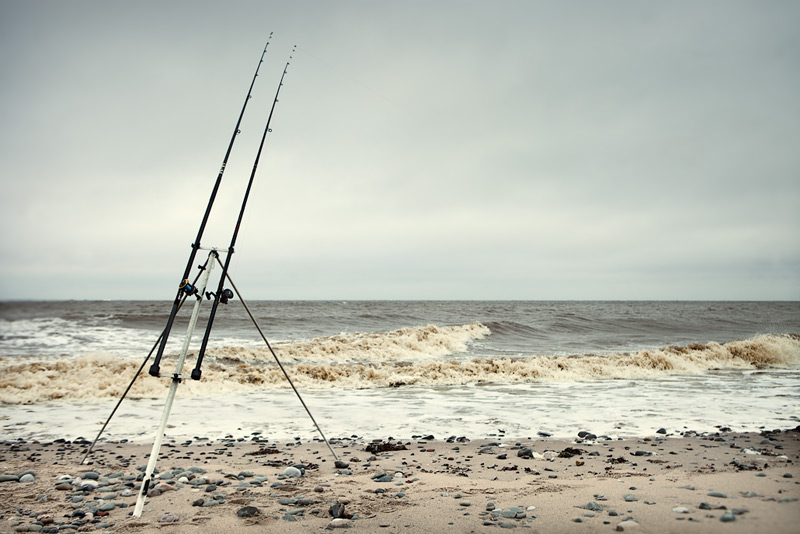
[1,427,798,533]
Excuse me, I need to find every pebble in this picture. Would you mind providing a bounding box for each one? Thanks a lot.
[708,491,727,498]
[237,506,260,518]
[494,506,526,519]
[672,506,690,513]
[19,474,35,483]
[616,519,639,530]
[283,467,303,478]
[585,501,603,512]
[158,513,180,523]
[624,494,638,502]
[327,518,353,529]
[720,511,736,522]
[330,503,347,519]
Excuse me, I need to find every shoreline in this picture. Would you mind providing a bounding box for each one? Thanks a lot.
[1,428,798,533]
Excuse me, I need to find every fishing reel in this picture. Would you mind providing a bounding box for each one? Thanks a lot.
[205,288,234,304]
[179,279,199,297]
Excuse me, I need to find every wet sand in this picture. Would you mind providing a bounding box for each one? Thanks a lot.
[1,428,798,533]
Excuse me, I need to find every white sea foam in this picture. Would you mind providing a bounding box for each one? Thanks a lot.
[208,322,491,364]
[1,327,797,404]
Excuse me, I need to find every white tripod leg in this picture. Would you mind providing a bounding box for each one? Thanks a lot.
[133,257,215,517]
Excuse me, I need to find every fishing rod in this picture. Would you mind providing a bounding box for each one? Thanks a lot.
[149,34,273,378]
[191,46,296,380]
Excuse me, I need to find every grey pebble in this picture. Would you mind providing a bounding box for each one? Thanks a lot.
[158,513,180,523]
[283,467,302,478]
[237,506,260,518]
[720,510,736,522]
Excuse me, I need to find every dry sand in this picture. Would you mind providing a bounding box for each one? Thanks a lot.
[1,428,798,533]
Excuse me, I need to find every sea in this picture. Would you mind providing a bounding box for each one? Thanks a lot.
[1,300,798,443]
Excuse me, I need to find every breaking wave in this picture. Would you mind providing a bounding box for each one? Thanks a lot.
[0,326,798,403]
[209,322,491,364]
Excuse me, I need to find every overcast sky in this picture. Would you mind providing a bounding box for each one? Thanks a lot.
[0,0,797,300]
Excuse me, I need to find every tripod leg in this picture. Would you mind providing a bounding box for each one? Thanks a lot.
[217,261,340,462]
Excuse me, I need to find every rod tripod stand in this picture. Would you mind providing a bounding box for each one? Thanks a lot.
[80,248,339,517]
